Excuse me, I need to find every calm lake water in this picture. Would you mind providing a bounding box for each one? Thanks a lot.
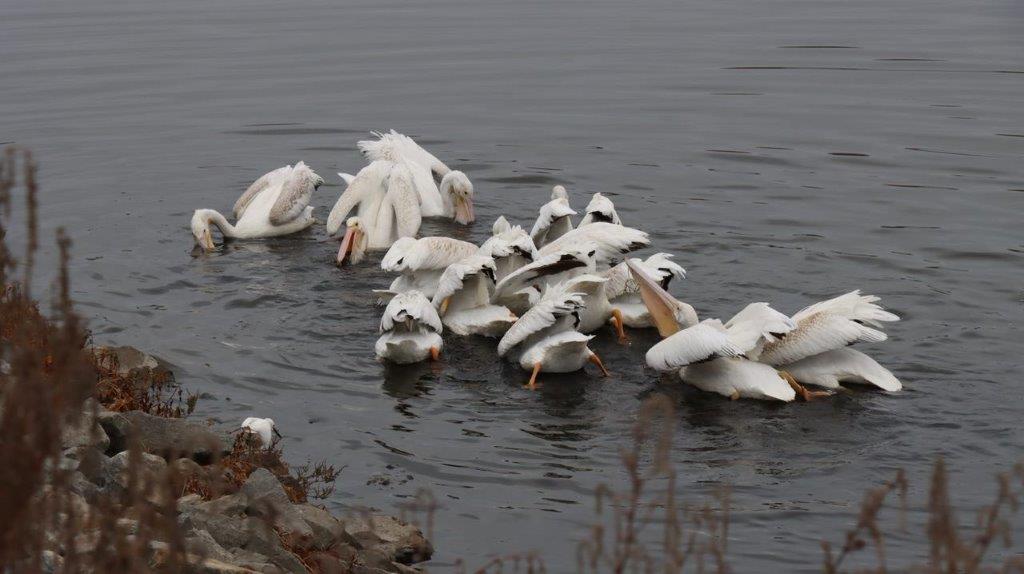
[3,0,1022,569]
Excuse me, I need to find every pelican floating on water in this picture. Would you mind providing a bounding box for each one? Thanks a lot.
[750,291,902,393]
[530,185,576,249]
[579,193,622,226]
[192,162,323,250]
[497,283,609,389]
[375,291,444,364]
[628,261,807,401]
[380,236,479,299]
[432,255,517,337]
[327,160,422,266]
[358,130,475,223]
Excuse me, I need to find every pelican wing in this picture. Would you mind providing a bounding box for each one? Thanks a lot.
[492,216,512,235]
[268,162,319,226]
[784,347,902,391]
[757,292,897,366]
[723,302,797,353]
[498,284,585,357]
[380,291,443,334]
[530,199,576,243]
[645,319,742,371]
[234,166,289,219]
[383,163,422,238]
[492,250,588,300]
[538,222,649,265]
[479,225,536,259]
[579,193,621,226]
[326,160,390,235]
[359,130,447,173]
[381,236,478,273]
[431,255,497,307]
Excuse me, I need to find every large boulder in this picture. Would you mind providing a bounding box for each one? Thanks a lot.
[61,399,110,458]
[99,450,168,497]
[98,410,231,464]
[344,515,433,565]
[241,469,315,551]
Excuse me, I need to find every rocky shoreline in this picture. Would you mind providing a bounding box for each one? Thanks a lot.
[50,346,433,574]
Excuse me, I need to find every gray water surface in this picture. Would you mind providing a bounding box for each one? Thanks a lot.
[3,0,1023,569]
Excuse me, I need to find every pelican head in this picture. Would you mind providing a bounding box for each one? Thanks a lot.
[191,209,220,251]
[551,185,568,201]
[626,259,699,338]
[336,217,368,266]
[294,161,325,190]
[441,171,475,225]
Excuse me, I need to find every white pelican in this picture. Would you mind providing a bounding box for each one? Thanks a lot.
[379,236,479,299]
[327,160,422,266]
[375,291,444,364]
[605,253,690,328]
[491,246,596,306]
[537,222,650,268]
[497,283,609,389]
[750,291,902,393]
[358,130,475,223]
[431,255,517,337]
[191,162,323,250]
[479,216,538,314]
[578,193,622,226]
[560,273,628,342]
[240,417,282,448]
[628,261,805,401]
[530,185,576,248]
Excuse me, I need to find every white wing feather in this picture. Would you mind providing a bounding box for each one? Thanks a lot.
[381,236,478,273]
[380,291,443,333]
[498,284,584,357]
[326,160,390,235]
[757,292,898,366]
[431,255,496,307]
[579,193,622,226]
[538,222,649,265]
[530,199,576,241]
[645,319,742,371]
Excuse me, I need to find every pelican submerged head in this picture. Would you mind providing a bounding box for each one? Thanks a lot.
[336,216,368,267]
[441,171,475,225]
[191,209,220,251]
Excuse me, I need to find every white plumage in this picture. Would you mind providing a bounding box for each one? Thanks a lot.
[578,193,622,226]
[754,291,898,366]
[752,291,902,392]
[191,162,322,250]
[380,236,479,299]
[530,196,576,249]
[431,255,516,337]
[241,417,280,447]
[498,284,605,387]
[537,222,649,268]
[357,130,475,223]
[375,291,444,364]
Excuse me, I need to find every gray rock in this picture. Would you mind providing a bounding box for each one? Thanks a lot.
[241,517,307,574]
[344,515,433,565]
[100,450,167,496]
[93,345,166,375]
[200,492,249,516]
[68,470,101,502]
[99,410,231,464]
[241,470,315,551]
[61,399,110,456]
[294,504,360,551]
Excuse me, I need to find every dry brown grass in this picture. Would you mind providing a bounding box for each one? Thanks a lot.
[90,347,197,418]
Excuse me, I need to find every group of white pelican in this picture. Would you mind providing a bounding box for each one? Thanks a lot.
[192,130,903,402]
